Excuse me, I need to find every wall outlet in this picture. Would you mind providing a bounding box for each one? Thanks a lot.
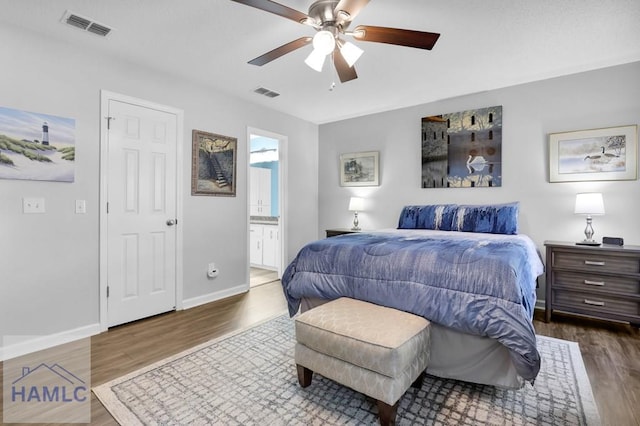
[23,197,45,214]
[207,262,219,279]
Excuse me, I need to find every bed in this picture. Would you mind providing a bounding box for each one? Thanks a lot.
[281,203,545,389]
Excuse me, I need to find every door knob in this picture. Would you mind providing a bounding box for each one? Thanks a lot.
[166,219,176,226]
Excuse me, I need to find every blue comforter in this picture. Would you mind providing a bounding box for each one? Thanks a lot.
[281,229,544,382]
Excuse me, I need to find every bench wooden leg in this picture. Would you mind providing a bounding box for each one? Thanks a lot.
[377,400,398,426]
[411,371,425,389]
[296,364,313,387]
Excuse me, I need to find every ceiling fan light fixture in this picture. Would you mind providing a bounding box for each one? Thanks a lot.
[304,48,326,72]
[312,30,336,56]
[339,40,363,67]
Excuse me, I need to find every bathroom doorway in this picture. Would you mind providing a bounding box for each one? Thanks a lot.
[248,128,286,287]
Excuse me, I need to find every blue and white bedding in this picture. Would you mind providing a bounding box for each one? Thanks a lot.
[281,229,544,382]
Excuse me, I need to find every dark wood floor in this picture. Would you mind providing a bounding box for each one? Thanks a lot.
[533,310,640,426]
[1,282,638,425]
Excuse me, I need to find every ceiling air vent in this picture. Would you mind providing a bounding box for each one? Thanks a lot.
[253,87,280,98]
[61,10,113,37]
[87,22,112,37]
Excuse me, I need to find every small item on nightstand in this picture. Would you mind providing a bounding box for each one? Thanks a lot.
[576,240,601,246]
[602,236,624,246]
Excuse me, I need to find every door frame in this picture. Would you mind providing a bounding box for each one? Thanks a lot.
[99,90,185,331]
[247,127,287,278]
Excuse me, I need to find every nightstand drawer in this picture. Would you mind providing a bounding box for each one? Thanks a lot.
[552,251,640,274]
[553,289,639,317]
[554,270,640,294]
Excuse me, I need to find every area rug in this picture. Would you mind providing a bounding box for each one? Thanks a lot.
[93,314,601,425]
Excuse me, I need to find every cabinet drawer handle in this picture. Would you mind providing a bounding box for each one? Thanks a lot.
[584,279,605,286]
[584,299,605,307]
[584,260,605,266]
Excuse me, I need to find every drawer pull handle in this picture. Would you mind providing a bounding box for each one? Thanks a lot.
[584,279,605,286]
[584,260,605,266]
[584,299,605,307]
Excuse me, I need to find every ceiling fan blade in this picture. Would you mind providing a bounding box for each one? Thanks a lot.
[333,48,358,83]
[353,25,440,50]
[231,0,310,24]
[248,37,312,66]
[249,37,313,67]
[334,0,370,24]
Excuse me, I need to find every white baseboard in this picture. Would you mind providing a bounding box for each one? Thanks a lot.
[182,284,249,310]
[1,285,251,360]
[535,299,546,311]
[0,323,101,361]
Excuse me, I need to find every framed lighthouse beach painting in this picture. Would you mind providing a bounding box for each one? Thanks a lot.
[0,106,76,182]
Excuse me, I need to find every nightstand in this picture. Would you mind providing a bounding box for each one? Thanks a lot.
[544,241,640,326]
[325,228,361,238]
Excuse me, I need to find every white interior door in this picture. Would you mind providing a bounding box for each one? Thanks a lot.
[105,99,178,327]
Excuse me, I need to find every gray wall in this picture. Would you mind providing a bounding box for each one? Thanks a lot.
[0,24,318,348]
[318,61,640,303]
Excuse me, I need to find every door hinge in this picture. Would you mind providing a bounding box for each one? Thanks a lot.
[106,202,109,213]
[107,286,110,298]
[105,116,115,130]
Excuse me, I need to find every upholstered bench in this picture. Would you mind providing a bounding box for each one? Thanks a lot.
[294,297,431,426]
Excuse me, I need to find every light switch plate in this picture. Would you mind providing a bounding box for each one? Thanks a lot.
[75,200,87,214]
[23,197,45,213]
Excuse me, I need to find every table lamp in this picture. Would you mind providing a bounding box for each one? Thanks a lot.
[574,192,605,246]
[348,197,364,231]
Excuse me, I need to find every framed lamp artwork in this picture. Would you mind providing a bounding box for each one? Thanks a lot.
[549,125,638,182]
[339,151,380,187]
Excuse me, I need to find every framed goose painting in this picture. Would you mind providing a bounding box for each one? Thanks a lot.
[549,125,638,182]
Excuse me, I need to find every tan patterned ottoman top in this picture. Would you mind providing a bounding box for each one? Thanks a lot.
[295,297,430,378]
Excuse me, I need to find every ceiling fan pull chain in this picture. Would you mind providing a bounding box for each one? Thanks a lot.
[328,53,337,91]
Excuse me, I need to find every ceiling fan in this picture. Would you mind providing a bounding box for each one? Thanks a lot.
[231,0,440,83]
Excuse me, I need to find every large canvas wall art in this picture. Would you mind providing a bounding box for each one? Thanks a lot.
[0,106,76,182]
[421,106,502,188]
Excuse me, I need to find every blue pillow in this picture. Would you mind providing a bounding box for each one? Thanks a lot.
[453,202,519,235]
[492,202,520,234]
[398,204,458,230]
[417,204,458,231]
[397,205,421,228]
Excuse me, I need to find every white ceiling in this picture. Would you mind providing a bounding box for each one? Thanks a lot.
[2,0,640,124]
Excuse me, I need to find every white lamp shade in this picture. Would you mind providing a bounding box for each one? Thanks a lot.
[312,30,336,55]
[348,197,364,212]
[574,193,605,215]
[304,49,326,72]
[339,41,363,67]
